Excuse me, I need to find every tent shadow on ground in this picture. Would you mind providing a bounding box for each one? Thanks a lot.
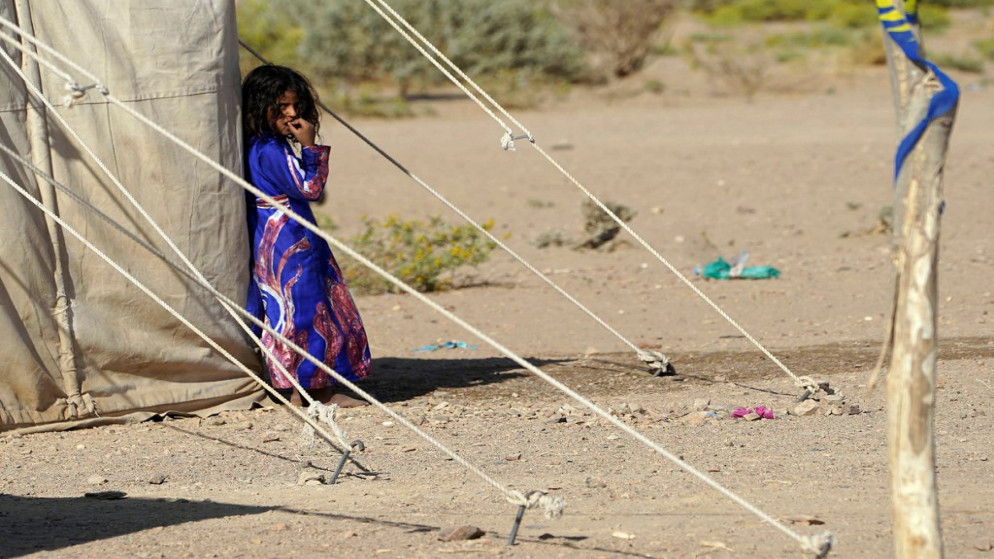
[359,356,571,403]
[0,494,273,558]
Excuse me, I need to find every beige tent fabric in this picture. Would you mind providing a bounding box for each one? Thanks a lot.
[0,0,265,432]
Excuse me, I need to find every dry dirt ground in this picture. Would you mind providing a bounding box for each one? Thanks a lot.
[3,24,994,559]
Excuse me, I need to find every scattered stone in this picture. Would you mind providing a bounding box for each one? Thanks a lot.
[794,400,820,416]
[682,411,719,425]
[297,470,326,486]
[438,525,485,542]
[786,514,825,526]
[261,432,281,443]
[827,406,844,416]
[205,416,226,426]
[611,531,635,540]
[847,405,861,415]
[823,393,844,403]
[148,474,167,485]
[585,477,607,489]
[505,452,522,461]
[544,415,567,425]
[86,474,108,485]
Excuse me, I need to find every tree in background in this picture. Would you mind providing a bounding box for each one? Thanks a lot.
[554,0,678,79]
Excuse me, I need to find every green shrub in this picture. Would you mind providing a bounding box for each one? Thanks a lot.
[236,0,304,74]
[294,0,585,98]
[975,36,994,60]
[918,5,952,32]
[343,215,498,294]
[931,53,984,73]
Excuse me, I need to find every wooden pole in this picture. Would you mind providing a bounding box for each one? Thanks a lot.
[879,2,958,557]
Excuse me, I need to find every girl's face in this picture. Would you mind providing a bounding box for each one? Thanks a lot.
[269,90,303,136]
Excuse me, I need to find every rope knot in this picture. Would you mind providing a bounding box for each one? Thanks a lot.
[507,490,567,519]
[637,349,675,377]
[301,401,350,448]
[801,530,835,558]
[793,375,823,396]
[500,131,534,152]
[63,81,109,107]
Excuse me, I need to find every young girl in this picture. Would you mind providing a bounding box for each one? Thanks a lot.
[242,65,371,407]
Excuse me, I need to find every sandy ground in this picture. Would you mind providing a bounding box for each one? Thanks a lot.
[3,31,994,559]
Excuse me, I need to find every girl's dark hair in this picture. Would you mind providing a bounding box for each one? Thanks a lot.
[242,65,320,139]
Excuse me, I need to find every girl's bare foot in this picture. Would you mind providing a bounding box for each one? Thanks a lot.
[326,392,369,408]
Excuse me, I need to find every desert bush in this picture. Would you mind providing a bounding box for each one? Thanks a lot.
[684,35,771,99]
[931,53,985,73]
[976,36,994,60]
[342,215,498,294]
[578,199,636,250]
[294,0,584,99]
[236,0,304,74]
[701,0,947,30]
[553,0,679,79]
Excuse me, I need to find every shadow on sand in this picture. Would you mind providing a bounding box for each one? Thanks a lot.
[0,493,272,558]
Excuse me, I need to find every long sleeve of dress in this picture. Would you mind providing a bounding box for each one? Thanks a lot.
[254,142,330,201]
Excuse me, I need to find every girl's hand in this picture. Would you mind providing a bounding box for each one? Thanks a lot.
[287,118,316,147]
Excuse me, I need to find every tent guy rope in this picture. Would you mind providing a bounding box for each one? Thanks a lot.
[0,18,832,555]
[361,0,820,393]
[239,39,671,375]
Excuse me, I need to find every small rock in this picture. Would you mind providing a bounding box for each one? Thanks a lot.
[693,398,711,411]
[505,452,522,461]
[544,415,567,425]
[585,477,607,488]
[794,400,820,416]
[297,470,326,486]
[148,474,167,485]
[611,531,635,540]
[743,412,761,421]
[205,416,226,426]
[86,474,108,485]
[437,525,485,542]
[974,538,993,552]
[847,405,861,415]
[823,394,844,403]
[827,406,844,416]
[261,432,281,443]
[230,421,253,430]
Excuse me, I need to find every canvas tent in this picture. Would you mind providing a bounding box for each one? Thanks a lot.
[0,0,264,433]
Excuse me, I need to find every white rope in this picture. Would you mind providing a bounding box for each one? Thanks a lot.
[0,39,328,415]
[0,167,349,452]
[239,41,667,372]
[0,22,565,512]
[359,1,817,393]
[0,20,827,553]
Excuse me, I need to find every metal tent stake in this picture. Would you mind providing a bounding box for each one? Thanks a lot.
[328,440,364,485]
[507,505,527,545]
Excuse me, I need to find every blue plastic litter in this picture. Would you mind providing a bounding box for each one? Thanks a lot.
[412,340,478,352]
[695,252,780,280]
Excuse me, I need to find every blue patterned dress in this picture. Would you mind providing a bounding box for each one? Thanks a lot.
[245,134,371,390]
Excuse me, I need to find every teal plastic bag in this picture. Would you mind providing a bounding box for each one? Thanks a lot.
[698,255,780,280]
